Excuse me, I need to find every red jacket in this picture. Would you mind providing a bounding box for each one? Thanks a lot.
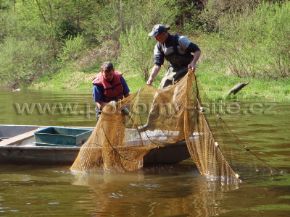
[92,71,124,102]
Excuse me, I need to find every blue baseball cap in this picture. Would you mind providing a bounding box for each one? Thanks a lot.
[148,24,170,37]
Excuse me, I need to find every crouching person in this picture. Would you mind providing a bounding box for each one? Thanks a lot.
[92,62,130,120]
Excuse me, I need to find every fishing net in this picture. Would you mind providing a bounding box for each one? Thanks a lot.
[71,70,241,184]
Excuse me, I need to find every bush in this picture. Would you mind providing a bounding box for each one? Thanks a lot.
[117,25,155,80]
[201,2,290,79]
[76,39,120,73]
[0,37,51,88]
[58,35,87,63]
[87,0,178,43]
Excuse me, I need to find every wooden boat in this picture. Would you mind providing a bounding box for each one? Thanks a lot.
[0,125,190,165]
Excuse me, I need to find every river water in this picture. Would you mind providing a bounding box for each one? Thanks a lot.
[0,89,289,217]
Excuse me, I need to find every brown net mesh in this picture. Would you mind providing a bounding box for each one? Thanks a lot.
[71,70,241,184]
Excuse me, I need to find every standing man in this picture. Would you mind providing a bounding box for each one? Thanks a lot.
[92,61,130,119]
[147,24,201,88]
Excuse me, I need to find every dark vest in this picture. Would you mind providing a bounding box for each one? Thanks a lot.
[159,34,193,69]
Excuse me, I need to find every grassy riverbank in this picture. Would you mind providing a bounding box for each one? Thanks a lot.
[1,1,288,102]
[30,59,290,102]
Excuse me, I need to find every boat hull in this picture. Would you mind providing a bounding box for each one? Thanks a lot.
[0,125,190,166]
[0,142,189,165]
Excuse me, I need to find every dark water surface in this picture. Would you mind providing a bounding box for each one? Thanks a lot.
[0,89,290,217]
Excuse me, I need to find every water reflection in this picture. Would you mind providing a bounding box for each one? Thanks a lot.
[0,89,96,127]
[71,165,239,217]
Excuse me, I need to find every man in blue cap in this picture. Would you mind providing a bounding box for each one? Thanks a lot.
[147,24,201,88]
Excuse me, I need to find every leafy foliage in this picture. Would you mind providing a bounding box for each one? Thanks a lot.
[59,35,87,63]
[0,0,289,89]
[214,2,290,78]
[118,25,155,80]
[0,37,50,88]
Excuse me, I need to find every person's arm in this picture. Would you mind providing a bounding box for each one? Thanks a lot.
[147,64,161,85]
[188,50,201,71]
[179,36,201,72]
[146,43,164,85]
[120,76,130,97]
[93,85,106,110]
[95,101,106,110]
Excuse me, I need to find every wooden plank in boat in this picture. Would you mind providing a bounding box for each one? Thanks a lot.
[0,130,37,146]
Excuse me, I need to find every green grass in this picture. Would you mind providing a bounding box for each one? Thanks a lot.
[196,2,289,80]
[192,2,290,102]
[124,74,145,92]
[30,62,165,93]
[197,61,290,102]
[30,61,290,102]
[30,65,94,92]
